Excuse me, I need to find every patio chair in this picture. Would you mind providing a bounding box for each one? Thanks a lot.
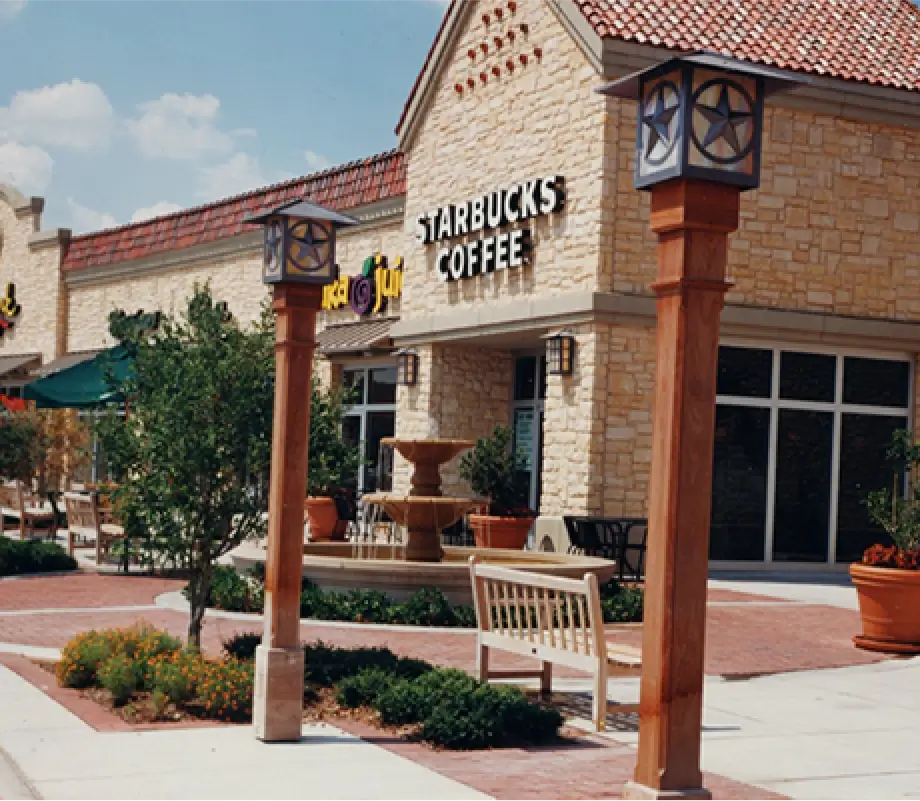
[1,481,56,541]
[563,515,648,583]
[64,491,130,569]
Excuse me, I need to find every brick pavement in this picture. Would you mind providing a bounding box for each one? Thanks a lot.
[0,572,185,610]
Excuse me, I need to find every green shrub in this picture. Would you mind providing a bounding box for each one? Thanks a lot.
[452,604,477,628]
[223,632,261,661]
[303,642,433,687]
[151,650,203,703]
[390,587,456,627]
[418,683,562,749]
[335,668,394,709]
[197,657,254,722]
[375,668,476,726]
[600,582,643,623]
[134,630,183,690]
[57,630,114,688]
[0,537,76,577]
[97,654,138,705]
[343,589,391,623]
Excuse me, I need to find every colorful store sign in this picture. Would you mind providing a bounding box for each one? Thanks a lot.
[321,254,404,315]
[0,283,20,337]
[415,175,565,283]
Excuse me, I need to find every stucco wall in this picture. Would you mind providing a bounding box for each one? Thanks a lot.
[0,189,65,365]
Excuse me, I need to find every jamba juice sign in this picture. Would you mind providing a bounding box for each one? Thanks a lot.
[0,283,21,338]
[322,254,403,315]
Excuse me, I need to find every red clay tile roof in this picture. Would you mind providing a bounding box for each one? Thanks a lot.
[576,0,920,92]
[396,0,920,138]
[62,150,406,272]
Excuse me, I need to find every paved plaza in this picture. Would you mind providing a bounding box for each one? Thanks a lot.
[0,570,916,799]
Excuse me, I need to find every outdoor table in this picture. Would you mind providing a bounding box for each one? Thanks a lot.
[562,515,648,582]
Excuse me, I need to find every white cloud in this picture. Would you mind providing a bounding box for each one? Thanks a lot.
[196,152,267,201]
[0,79,114,151]
[66,197,117,233]
[127,93,236,161]
[0,1,26,22]
[0,141,52,193]
[131,201,183,223]
[304,150,330,171]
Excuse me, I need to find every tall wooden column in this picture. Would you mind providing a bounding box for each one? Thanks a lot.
[253,283,321,742]
[626,179,739,800]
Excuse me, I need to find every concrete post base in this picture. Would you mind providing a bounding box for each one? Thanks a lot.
[624,781,712,800]
[253,645,305,742]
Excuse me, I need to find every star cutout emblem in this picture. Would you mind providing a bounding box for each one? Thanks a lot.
[641,83,679,159]
[695,84,752,156]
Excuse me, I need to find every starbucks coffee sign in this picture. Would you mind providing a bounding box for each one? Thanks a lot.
[415,176,565,283]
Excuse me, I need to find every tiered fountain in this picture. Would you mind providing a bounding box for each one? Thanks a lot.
[233,437,616,605]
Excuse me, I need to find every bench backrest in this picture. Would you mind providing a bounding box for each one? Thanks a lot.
[63,492,100,537]
[469,556,606,664]
[0,482,20,511]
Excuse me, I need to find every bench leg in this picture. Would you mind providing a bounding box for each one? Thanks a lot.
[476,642,490,683]
[593,664,608,732]
[540,661,552,697]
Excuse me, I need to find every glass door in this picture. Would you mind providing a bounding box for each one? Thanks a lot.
[342,364,397,495]
[511,354,545,513]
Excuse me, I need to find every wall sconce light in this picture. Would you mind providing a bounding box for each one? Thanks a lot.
[396,349,419,386]
[543,329,575,376]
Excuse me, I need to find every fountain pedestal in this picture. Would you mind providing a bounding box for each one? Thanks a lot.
[364,438,477,562]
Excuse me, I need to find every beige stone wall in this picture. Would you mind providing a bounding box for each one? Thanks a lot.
[401,0,613,319]
[66,218,403,353]
[609,103,920,322]
[394,343,512,497]
[0,195,64,365]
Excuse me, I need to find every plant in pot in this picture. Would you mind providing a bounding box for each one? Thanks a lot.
[854,429,920,653]
[305,380,364,542]
[458,425,534,550]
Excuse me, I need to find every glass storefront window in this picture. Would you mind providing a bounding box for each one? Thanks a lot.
[514,356,537,401]
[368,367,397,405]
[343,369,366,405]
[843,357,911,408]
[713,344,911,565]
[716,346,772,398]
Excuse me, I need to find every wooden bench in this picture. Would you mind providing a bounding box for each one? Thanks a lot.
[0,482,56,540]
[469,556,642,732]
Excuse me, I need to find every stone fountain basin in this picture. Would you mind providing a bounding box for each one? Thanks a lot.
[231,542,617,607]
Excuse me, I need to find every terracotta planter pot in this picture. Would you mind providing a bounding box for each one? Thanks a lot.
[304,497,343,542]
[469,514,534,550]
[850,562,920,654]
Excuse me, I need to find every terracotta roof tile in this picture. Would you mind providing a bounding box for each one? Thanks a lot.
[396,0,920,140]
[575,0,920,91]
[62,150,406,272]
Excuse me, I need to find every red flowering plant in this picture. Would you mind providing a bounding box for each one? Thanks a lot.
[865,429,920,569]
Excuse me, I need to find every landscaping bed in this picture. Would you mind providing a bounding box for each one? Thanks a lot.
[50,623,576,750]
[0,536,77,577]
[195,564,644,626]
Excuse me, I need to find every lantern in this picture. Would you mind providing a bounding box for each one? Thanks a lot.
[598,53,804,191]
[244,199,358,286]
[543,330,575,376]
[396,349,419,386]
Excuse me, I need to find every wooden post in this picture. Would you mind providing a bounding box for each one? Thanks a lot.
[253,283,321,742]
[626,179,740,800]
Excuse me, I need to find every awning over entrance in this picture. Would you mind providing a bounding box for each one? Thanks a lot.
[23,347,133,409]
[0,353,41,380]
[317,319,394,356]
[31,349,102,378]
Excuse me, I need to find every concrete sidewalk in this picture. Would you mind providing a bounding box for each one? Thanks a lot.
[0,664,486,800]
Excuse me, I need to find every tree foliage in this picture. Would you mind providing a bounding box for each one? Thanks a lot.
[307,379,362,497]
[866,428,920,554]
[458,425,531,517]
[0,411,38,482]
[97,285,274,646]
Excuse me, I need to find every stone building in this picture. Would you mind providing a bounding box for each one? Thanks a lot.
[2,0,920,570]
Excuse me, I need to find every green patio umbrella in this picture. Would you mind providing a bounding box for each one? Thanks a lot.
[23,346,133,409]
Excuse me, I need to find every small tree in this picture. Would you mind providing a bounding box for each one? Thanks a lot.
[866,428,920,555]
[458,425,531,517]
[24,408,91,496]
[307,379,363,497]
[97,285,274,646]
[0,410,38,482]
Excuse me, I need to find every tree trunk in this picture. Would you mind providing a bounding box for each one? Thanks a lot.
[187,560,212,648]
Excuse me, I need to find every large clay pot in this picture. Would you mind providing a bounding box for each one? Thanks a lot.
[304,497,343,542]
[850,563,920,654]
[469,514,534,550]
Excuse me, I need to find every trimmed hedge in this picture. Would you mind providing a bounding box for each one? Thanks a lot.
[0,537,76,577]
[193,567,643,627]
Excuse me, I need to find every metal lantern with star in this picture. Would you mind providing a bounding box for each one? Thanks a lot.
[598,53,805,191]
[244,199,359,286]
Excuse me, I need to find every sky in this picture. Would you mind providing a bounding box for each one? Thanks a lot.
[0,0,446,232]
